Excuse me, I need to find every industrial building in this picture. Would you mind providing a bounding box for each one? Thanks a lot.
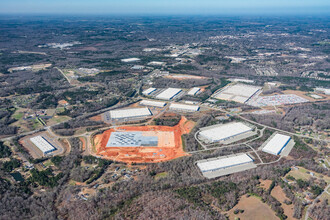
[199,122,253,143]
[140,100,166,108]
[142,88,157,96]
[106,132,158,147]
[156,88,182,100]
[169,103,200,112]
[213,83,261,103]
[262,134,292,155]
[121,58,140,62]
[109,107,152,120]
[196,154,257,178]
[197,154,254,172]
[187,87,201,96]
[30,136,56,156]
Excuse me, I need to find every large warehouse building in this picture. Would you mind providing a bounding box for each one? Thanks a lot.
[213,83,261,103]
[262,134,292,155]
[142,88,156,96]
[140,100,166,108]
[187,87,201,96]
[109,107,152,120]
[199,122,253,143]
[169,103,200,112]
[30,136,56,156]
[196,153,257,178]
[156,88,182,100]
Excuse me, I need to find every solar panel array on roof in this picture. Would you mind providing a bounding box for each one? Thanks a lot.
[197,154,253,172]
[106,132,158,147]
[30,136,56,155]
[262,134,291,155]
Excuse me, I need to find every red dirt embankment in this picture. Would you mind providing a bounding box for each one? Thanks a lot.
[93,117,194,164]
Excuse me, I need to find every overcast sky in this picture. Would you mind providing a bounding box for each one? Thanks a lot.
[0,0,329,15]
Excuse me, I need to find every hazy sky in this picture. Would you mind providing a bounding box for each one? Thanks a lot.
[1,0,330,15]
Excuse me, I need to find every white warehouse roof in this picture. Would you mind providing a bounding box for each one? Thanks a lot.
[188,87,201,96]
[262,134,291,155]
[140,100,166,108]
[142,88,156,95]
[156,88,182,100]
[199,122,252,143]
[30,136,56,155]
[121,58,140,62]
[170,103,200,112]
[197,154,253,172]
[110,107,151,119]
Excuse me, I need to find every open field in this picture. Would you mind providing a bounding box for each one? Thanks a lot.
[285,166,330,184]
[259,179,273,190]
[93,117,193,163]
[271,186,295,220]
[225,194,278,220]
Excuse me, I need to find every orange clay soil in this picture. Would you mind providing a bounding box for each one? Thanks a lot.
[93,117,193,164]
[90,115,102,121]
[79,137,86,151]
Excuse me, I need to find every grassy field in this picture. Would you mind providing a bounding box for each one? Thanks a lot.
[154,172,168,180]
[225,194,278,220]
[285,166,330,184]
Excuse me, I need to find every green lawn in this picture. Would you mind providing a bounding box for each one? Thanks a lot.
[12,112,24,120]
[154,172,168,180]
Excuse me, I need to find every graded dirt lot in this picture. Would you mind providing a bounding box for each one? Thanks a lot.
[226,194,278,220]
[271,186,294,220]
[259,179,273,190]
[93,117,193,163]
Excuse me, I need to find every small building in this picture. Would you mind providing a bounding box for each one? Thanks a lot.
[187,87,201,96]
[140,100,166,108]
[169,103,200,112]
[262,134,292,155]
[109,107,152,120]
[142,88,157,96]
[30,136,56,156]
[156,88,182,100]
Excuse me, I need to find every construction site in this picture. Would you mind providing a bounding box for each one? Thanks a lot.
[93,117,194,163]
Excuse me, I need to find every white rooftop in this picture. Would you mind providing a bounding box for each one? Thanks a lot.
[121,58,140,62]
[199,122,252,143]
[221,84,261,98]
[142,88,156,95]
[170,103,200,112]
[197,154,253,172]
[188,87,201,96]
[110,107,151,119]
[262,134,291,155]
[30,136,56,154]
[140,100,166,108]
[156,88,182,100]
